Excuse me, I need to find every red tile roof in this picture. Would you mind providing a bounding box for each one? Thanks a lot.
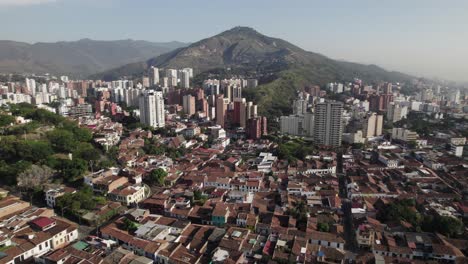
[31,217,55,229]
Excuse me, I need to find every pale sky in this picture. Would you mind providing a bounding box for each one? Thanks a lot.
[0,0,467,82]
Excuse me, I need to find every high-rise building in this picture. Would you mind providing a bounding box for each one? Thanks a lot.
[293,98,308,115]
[382,83,393,94]
[168,77,177,88]
[198,98,209,117]
[216,96,229,127]
[250,104,258,118]
[363,113,383,138]
[232,86,242,100]
[224,85,232,102]
[369,94,393,112]
[387,102,408,123]
[313,101,343,147]
[150,67,159,85]
[233,98,246,126]
[25,78,36,96]
[239,101,247,128]
[139,91,165,128]
[166,69,177,79]
[280,113,314,137]
[182,68,193,78]
[182,95,196,116]
[142,77,150,88]
[161,77,169,88]
[246,116,267,140]
[180,70,190,89]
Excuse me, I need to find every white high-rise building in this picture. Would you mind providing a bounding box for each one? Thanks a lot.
[139,91,165,128]
[182,68,193,78]
[180,70,190,88]
[58,86,68,99]
[150,67,160,85]
[40,84,48,94]
[313,101,343,147]
[25,78,36,96]
[293,98,308,115]
[387,102,408,123]
[280,113,314,137]
[363,112,383,138]
[161,77,169,88]
[168,77,177,88]
[166,69,177,79]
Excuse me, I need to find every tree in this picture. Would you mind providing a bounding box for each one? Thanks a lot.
[71,127,93,142]
[56,186,98,217]
[55,158,87,183]
[193,190,208,205]
[47,129,77,153]
[0,160,31,185]
[122,218,139,232]
[317,222,330,232]
[16,140,53,162]
[148,168,168,186]
[16,164,53,189]
[421,215,464,237]
[74,142,100,162]
[0,114,15,127]
[288,200,308,230]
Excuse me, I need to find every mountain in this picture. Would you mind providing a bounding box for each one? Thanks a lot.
[0,39,188,78]
[92,27,415,116]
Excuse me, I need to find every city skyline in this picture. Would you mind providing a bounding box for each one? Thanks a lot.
[0,0,467,82]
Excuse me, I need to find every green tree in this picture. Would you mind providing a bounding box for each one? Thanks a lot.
[47,129,77,153]
[55,158,87,183]
[421,215,464,237]
[0,114,15,127]
[16,140,53,162]
[317,222,330,232]
[71,127,93,142]
[122,218,139,232]
[148,168,168,186]
[74,142,100,162]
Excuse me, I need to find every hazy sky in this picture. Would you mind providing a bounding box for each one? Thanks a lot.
[1,0,467,82]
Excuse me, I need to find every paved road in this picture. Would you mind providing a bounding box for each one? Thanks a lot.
[338,173,358,253]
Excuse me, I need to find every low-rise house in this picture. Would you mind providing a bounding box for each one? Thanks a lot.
[45,187,76,208]
[107,184,146,206]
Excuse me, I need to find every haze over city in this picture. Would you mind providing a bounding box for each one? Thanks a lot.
[0,0,468,263]
[0,0,467,82]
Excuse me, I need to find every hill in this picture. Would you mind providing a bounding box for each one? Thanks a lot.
[91,27,416,116]
[0,39,188,78]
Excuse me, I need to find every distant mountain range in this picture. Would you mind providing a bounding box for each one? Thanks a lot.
[92,27,415,116]
[0,39,188,78]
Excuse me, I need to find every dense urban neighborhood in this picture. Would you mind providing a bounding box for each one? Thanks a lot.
[0,62,467,264]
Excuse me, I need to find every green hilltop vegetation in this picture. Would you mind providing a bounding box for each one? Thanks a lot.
[0,103,115,188]
[91,27,414,118]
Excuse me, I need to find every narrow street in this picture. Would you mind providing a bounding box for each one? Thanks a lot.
[338,173,358,253]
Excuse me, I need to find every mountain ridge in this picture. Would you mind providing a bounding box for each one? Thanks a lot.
[91,27,415,117]
[0,39,189,78]
[93,26,413,82]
